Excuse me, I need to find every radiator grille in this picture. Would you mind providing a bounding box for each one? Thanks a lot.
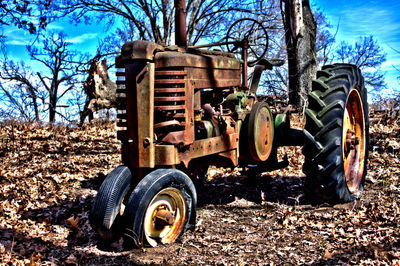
[154,68,186,141]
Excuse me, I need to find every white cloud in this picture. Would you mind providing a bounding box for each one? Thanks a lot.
[5,40,28,46]
[46,24,65,31]
[66,33,98,44]
[382,58,400,69]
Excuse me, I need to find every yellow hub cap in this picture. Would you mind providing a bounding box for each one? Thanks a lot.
[343,89,366,194]
[143,188,187,247]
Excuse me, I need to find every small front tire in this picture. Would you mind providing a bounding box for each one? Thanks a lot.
[89,166,132,241]
[123,169,197,248]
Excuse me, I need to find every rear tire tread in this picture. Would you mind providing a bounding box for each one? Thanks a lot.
[303,64,369,204]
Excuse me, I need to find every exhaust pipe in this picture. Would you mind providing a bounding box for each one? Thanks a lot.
[174,0,187,47]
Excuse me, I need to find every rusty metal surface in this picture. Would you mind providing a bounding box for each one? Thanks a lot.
[152,133,239,167]
[186,68,241,89]
[154,120,181,129]
[154,105,186,111]
[153,69,194,146]
[193,90,201,112]
[242,39,249,88]
[174,0,187,47]
[154,50,241,90]
[186,47,236,58]
[155,51,240,69]
[118,49,244,168]
[120,62,155,168]
[116,13,271,175]
[154,96,186,101]
[121,40,164,61]
[181,133,238,166]
[154,87,186,93]
[154,208,175,226]
[117,45,251,174]
[154,145,178,165]
[155,78,185,84]
[155,70,186,76]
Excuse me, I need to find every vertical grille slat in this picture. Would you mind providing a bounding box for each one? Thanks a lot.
[116,67,128,141]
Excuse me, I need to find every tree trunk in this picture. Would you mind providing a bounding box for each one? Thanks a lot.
[32,95,40,122]
[282,0,317,110]
[27,87,40,122]
[49,89,57,123]
[49,109,55,123]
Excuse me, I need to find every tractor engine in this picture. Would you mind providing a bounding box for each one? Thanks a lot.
[115,41,248,169]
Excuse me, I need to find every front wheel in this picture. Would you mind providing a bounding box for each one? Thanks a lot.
[302,64,369,204]
[89,166,132,241]
[123,169,197,248]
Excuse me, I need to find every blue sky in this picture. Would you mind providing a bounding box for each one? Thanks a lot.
[310,0,400,94]
[4,21,104,61]
[2,20,110,120]
[3,0,400,94]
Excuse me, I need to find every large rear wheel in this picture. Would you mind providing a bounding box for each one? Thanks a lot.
[303,64,369,204]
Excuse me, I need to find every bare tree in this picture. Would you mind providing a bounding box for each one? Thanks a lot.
[0,81,42,122]
[55,0,290,123]
[0,1,50,35]
[314,9,336,65]
[0,32,85,123]
[0,53,43,122]
[53,0,274,45]
[27,32,83,123]
[335,36,386,94]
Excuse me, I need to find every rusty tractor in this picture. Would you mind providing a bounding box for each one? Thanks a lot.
[89,0,369,248]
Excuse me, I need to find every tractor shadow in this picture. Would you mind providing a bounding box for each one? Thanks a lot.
[3,191,133,264]
[196,171,308,207]
[13,172,137,257]
[0,225,133,264]
[19,172,108,230]
[14,173,108,249]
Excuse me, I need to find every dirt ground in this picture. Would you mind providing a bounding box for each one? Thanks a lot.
[0,113,399,265]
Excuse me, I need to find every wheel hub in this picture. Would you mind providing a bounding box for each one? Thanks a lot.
[153,206,175,228]
[344,129,360,156]
[143,187,187,247]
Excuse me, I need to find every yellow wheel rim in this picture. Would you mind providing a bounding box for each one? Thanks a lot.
[143,188,187,247]
[248,102,274,162]
[343,89,366,194]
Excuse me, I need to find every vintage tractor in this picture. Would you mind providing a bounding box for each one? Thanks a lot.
[89,0,369,248]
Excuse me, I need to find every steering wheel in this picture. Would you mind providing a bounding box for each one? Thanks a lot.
[226,18,269,66]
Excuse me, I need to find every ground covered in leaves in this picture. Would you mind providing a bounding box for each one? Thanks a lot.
[0,113,399,265]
